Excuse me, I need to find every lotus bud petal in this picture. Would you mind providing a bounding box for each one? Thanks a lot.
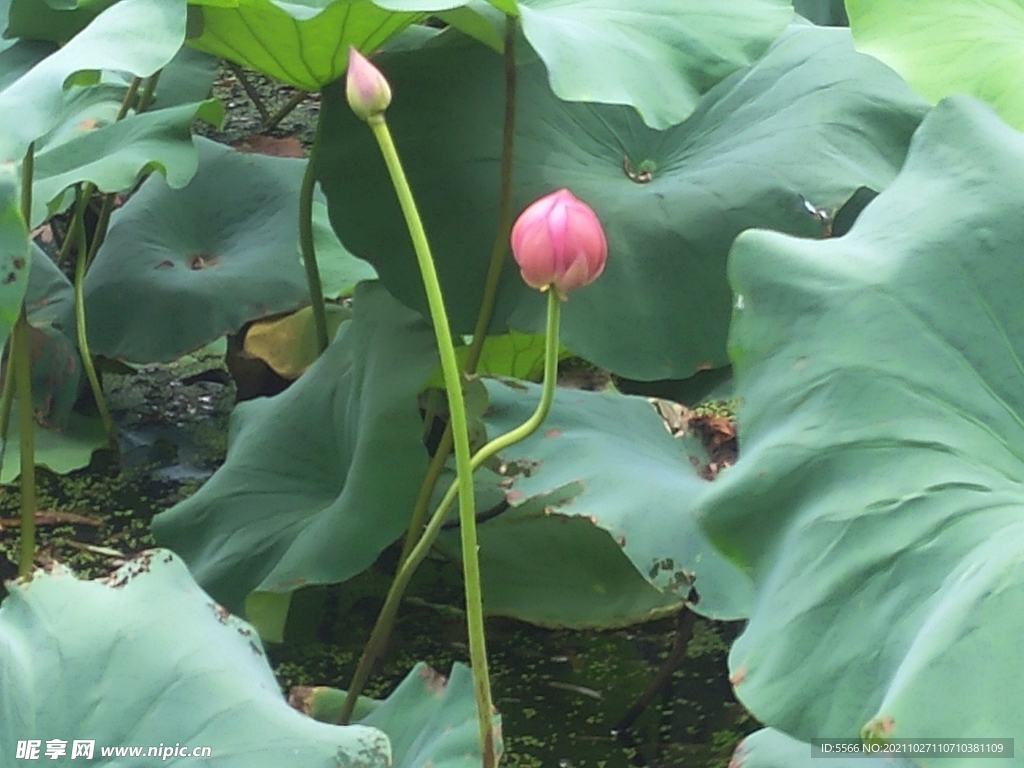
[346,47,391,121]
[510,188,607,299]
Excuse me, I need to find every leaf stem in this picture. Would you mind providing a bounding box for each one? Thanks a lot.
[399,17,518,564]
[340,290,561,735]
[226,62,271,123]
[466,16,517,372]
[12,308,35,578]
[14,144,36,578]
[366,114,496,767]
[71,188,115,444]
[135,71,160,114]
[300,102,330,353]
[265,89,309,131]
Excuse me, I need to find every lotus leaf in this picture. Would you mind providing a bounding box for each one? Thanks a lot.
[6,0,118,43]
[697,96,1024,758]
[435,378,750,626]
[22,245,80,428]
[152,282,436,612]
[0,165,29,346]
[0,0,187,162]
[317,24,927,380]
[362,662,502,768]
[515,0,792,129]
[848,0,1024,130]
[83,137,312,363]
[31,84,222,225]
[185,0,426,90]
[731,729,913,767]
[0,549,488,766]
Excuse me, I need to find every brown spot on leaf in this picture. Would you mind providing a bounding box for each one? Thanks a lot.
[77,118,98,131]
[209,602,231,624]
[12,257,25,270]
[729,664,746,686]
[651,398,738,480]
[2,272,15,284]
[288,686,315,715]
[155,259,174,269]
[544,427,560,438]
[188,253,219,270]
[418,664,448,696]
[505,489,523,503]
[862,714,895,738]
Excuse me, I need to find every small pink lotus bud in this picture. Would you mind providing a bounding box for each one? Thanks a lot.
[346,47,391,122]
[510,189,607,299]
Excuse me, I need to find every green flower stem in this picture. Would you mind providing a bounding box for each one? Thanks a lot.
[14,144,36,578]
[118,77,142,120]
[340,289,561,725]
[367,114,496,767]
[135,71,160,114]
[299,103,330,354]
[20,142,33,226]
[13,308,36,578]
[71,188,115,445]
[399,419,452,565]
[466,15,517,373]
[399,18,518,564]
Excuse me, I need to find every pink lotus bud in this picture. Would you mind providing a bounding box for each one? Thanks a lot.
[346,47,391,122]
[510,189,607,299]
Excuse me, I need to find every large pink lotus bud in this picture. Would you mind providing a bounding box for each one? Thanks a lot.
[346,47,391,122]
[510,188,607,299]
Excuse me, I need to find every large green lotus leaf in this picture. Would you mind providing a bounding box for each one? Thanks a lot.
[0,550,392,766]
[361,663,502,768]
[31,83,223,225]
[6,0,118,43]
[82,137,312,363]
[184,0,425,90]
[308,198,377,299]
[0,406,108,482]
[848,0,1024,130]
[731,729,914,767]
[437,487,684,628]
[696,97,1024,757]
[20,244,81,430]
[318,25,926,380]
[376,0,791,128]
[0,0,186,163]
[0,0,57,90]
[149,47,220,110]
[793,0,848,26]
[152,282,436,613]
[516,0,791,129]
[437,379,752,624]
[0,167,28,347]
